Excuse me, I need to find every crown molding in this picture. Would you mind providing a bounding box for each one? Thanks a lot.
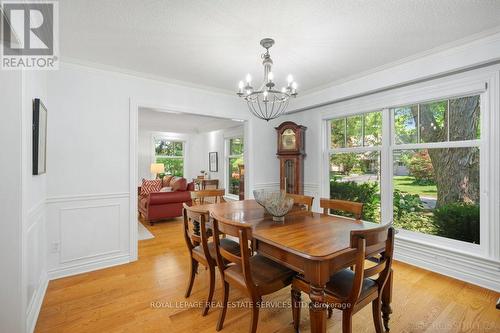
[59,56,235,97]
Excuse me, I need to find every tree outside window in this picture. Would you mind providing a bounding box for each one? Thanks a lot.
[228,137,244,197]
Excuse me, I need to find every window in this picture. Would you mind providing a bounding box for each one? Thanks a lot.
[392,95,481,244]
[227,137,244,197]
[329,111,382,221]
[327,94,482,245]
[154,138,184,177]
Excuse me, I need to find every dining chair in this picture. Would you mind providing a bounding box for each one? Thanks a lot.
[182,204,240,316]
[191,189,226,205]
[211,212,296,333]
[320,198,364,220]
[286,193,314,212]
[291,224,395,333]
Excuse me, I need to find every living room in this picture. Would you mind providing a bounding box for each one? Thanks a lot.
[1,1,500,333]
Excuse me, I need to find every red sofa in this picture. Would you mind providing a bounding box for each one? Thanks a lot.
[138,177,194,225]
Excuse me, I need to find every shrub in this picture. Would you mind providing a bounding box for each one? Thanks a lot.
[408,151,435,185]
[393,212,436,235]
[329,180,380,222]
[433,203,480,244]
[393,190,423,219]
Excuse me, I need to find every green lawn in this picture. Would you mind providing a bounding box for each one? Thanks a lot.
[393,176,437,198]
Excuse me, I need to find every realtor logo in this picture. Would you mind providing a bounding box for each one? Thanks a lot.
[1,1,59,69]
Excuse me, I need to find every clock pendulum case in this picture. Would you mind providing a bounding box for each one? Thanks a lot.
[275,121,307,195]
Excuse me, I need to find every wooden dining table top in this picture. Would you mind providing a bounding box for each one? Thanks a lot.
[195,199,380,260]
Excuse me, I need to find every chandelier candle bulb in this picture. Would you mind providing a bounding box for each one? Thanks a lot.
[268,72,274,82]
[246,73,252,83]
[287,74,293,85]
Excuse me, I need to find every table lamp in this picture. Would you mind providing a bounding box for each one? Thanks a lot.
[150,163,165,179]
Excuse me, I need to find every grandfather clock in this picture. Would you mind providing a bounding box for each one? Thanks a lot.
[276,121,307,194]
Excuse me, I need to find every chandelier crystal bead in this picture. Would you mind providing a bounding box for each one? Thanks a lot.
[236,38,298,121]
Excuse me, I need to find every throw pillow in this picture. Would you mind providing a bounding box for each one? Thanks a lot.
[140,179,162,196]
[170,177,187,191]
[162,175,173,187]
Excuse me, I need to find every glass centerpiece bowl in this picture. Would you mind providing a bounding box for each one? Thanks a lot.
[253,189,294,222]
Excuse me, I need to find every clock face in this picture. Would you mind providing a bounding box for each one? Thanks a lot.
[281,129,296,150]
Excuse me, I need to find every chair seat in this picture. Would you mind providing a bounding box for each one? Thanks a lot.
[192,238,240,261]
[325,269,377,300]
[224,254,294,289]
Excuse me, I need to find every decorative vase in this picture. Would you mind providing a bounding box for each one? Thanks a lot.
[253,189,294,222]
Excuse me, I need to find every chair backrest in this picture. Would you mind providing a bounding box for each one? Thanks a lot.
[286,194,314,212]
[348,224,394,303]
[191,189,226,205]
[320,198,364,220]
[182,203,212,263]
[210,211,255,288]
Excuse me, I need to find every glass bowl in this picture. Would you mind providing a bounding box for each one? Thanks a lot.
[253,190,294,222]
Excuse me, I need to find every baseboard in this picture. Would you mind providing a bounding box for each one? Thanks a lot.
[26,272,48,333]
[47,254,130,280]
[395,238,500,292]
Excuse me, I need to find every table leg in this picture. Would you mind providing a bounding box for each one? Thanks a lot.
[309,284,327,333]
[382,268,393,331]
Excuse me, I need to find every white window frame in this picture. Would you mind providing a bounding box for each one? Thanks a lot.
[225,135,244,200]
[152,135,186,177]
[320,67,498,261]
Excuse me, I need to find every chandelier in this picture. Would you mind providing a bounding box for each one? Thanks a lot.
[237,38,298,121]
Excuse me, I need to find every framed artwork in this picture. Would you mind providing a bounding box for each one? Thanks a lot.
[33,98,47,175]
[209,152,218,172]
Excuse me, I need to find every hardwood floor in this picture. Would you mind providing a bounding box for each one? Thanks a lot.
[36,218,500,333]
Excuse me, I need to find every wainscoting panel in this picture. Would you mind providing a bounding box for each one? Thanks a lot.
[46,193,130,279]
[25,201,48,333]
[59,204,121,263]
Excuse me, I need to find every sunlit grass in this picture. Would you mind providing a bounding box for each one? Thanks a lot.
[393,176,437,198]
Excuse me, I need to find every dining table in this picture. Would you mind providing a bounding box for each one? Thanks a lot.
[193,199,393,333]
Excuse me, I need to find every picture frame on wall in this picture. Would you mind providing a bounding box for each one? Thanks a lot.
[209,152,218,172]
[33,98,47,175]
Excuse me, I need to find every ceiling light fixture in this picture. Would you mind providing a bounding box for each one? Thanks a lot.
[236,38,298,121]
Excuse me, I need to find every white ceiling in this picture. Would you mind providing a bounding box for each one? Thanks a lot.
[60,0,500,94]
[138,107,243,134]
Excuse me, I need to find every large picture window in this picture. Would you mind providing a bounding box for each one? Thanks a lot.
[327,94,482,245]
[154,138,184,177]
